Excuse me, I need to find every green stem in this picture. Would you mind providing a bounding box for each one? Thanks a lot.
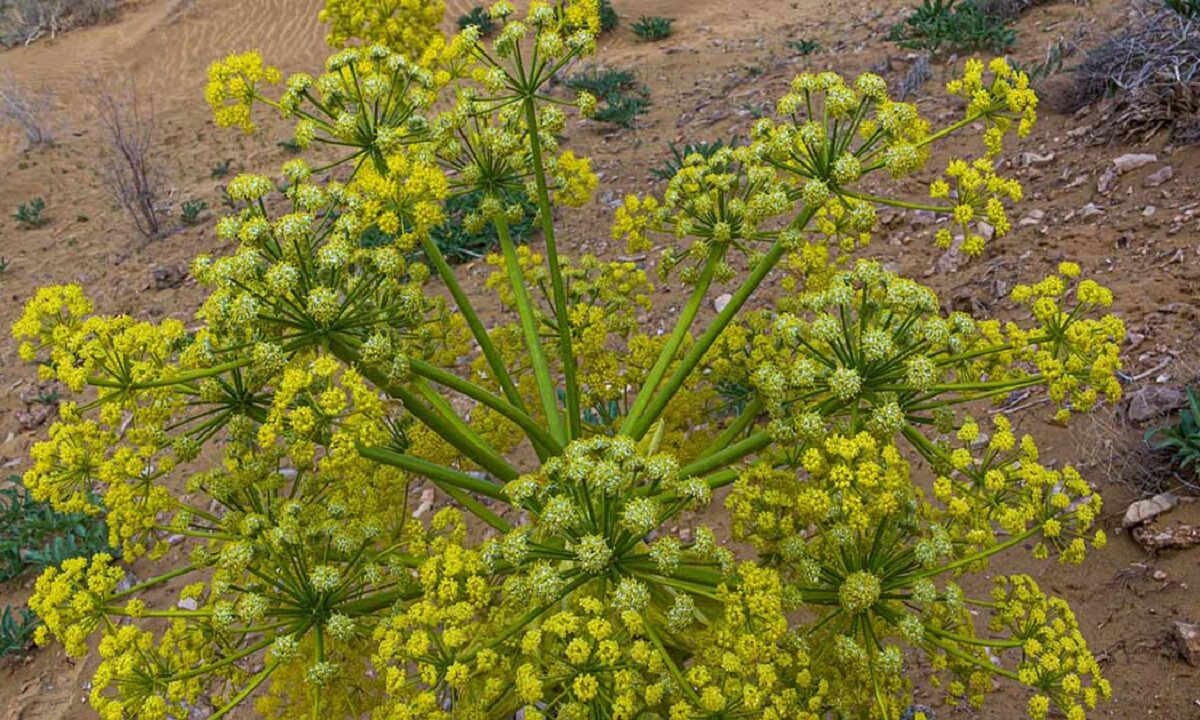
[358,443,509,502]
[429,477,512,533]
[679,431,771,479]
[330,339,519,482]
[494,213,566,444]
[418,234,526,416]
[628,209,813,440]
[409,358,560,456]
[87,358,252,390]
[618,246,726,437]
[209,662,278,720]
[523,93,581,441]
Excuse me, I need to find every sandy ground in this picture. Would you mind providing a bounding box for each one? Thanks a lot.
[1,0,1199,717]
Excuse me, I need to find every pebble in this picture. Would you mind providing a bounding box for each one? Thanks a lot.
[713,293,732,312]
[1145,165,1174,187]
[1113,153,1158,173]
[1080,203,1105,219]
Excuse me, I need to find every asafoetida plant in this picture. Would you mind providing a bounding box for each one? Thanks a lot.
[13,1,1121,719]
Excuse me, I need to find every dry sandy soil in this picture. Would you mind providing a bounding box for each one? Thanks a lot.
[1,0,1199,717]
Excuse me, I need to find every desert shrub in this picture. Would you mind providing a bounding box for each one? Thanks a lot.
[1061,1,1200,142]
[1147,388,1200,484]
[599,0,618,32]
[180,198,207,225]
[0,73,56,146]
[12,196,47,227]
[890,0,1016,55]
[651,135,741,180]
[631,15,673,41]
[1164,0,1200,17]
[0,481,112,584]
[0,0,117,47]
[211,158,232,179]
[14,4,1121,720]
[95,83,166,239]
[457,6,496,34]
[566,65,651,127]
[0,606,38,661]
[788,38,821,55]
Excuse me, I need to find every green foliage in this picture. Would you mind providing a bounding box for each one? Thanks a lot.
[0,605,38,661]
[631,15,674,41]
[890,0,1016,55]
[652,135,741,180]
[180,198,208,225]
[787,38,821,55]
[599,0,619,32]
[457,6,496,35]
[0,480,112,585]
[0,257,8,276]
[567,67,650,127]
[277,137,303,153]
[1165,0,1200,16]
[211,158,232,179]
[12,197,47,228]
[1147,388,1200,477]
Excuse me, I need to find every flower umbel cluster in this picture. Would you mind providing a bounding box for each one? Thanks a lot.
[14,3,1118,720]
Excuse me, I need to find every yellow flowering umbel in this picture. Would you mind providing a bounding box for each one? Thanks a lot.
[15,3,1117,719]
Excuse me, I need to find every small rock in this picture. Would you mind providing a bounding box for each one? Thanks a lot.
[1152,569,1168,581]
[152,264,187,290]
[1144,205,1157,217]
[977,221,996,241]
[1174,622,1200,666]
[1145,165,1174,187]
[910,210,936,227]
[1097,166,1116,194]
[1126,385,1186,423]
[178,597,199,611]
[1019,151,1055,167]
[1080,203,1105,219]
[1113,153,1158,174]
[713,293,733,313]
[1123,492,1179,528]
[1019,209,1046,226]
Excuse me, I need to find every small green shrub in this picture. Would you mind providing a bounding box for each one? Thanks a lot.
[599,0,619,32]
[567,67,650,128]
[211,158,232,179]
[0,257,8,276]
[12,197,47,228]
[652,135,741,180]
[0,605,38,661]
[277,137,302,153]
[890,0,1016,55]
[1165,0,1200,16]
[0,481,113,584]
[631,15,674,41]
[788,38,821,55]
[1147,388,1200,479]
[457,6,496,34]
[180,198,208,225]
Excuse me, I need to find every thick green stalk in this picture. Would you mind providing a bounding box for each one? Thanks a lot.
[358,444,509,502]
[409,358,560,457]
[522,94,581,440]
[429,477,512,533]
[330,339,519,482]
[418,234,526,413]
[628,205,819,439]
[494,213,566,444]
[618,246,727,437]
[209,662,278,720]
[679,431,772,479]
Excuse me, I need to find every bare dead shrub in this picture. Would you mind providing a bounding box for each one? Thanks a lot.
[0,73,56,146]
[95,83,165,240]
[0,0,118,46]
[1058,1,1200,143]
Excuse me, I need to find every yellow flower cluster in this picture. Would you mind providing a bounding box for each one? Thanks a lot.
[205,51,281,133]
[319,0,445,59]
[11,3,1120,719]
